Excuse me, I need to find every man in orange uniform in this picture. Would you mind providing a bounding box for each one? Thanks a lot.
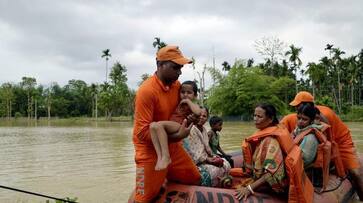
[132,46,200,202]
[280,91,363,200]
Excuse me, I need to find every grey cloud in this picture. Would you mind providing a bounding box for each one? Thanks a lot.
[1,0,362,88]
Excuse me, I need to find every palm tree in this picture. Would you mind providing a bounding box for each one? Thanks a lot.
[101,49,112,82]
[357,49,363,105]
[247,58,254,68]
[45,87,52,120]
[21,77,37,120]
[90,83,98,120]
[325,44,334,51]
[1,83,14,119]
[345,56,358,106]
[152,37,167,50]
[306,62,323,97]
[221,61,231,72]
[285,44,302,93]
[331,48,345,112]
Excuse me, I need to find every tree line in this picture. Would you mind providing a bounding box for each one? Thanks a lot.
[0,62,134,120]
[1,37,363,120]
[207,38,363,120]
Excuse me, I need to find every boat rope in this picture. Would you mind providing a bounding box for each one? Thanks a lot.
[0,184,78,203]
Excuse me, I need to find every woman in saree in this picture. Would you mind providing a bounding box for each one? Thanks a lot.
[234,104,313,202]
[183,107,231,187]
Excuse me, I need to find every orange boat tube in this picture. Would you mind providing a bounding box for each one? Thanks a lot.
[129,153,361,202]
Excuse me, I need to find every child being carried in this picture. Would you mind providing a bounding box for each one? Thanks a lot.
[150,81,201,170]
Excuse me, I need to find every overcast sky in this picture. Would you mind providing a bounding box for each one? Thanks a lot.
[1,0,362,89]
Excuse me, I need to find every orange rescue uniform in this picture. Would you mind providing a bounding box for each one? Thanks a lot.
[133,75,200,202]
[280,105,360,170]
[241,126,314,203]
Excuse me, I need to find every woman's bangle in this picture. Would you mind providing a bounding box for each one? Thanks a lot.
[247,185,255,194]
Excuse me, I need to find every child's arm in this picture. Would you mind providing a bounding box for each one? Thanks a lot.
[217,145,229,157]
[180,99,201,115]
[207,130,213,141]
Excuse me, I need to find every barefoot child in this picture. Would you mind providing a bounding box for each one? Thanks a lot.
[207,116,234,167]
[150,81,201,170]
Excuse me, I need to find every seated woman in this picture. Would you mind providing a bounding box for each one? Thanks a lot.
[234,104,313,202]
[292,103,332,191]
[183,107,231,187]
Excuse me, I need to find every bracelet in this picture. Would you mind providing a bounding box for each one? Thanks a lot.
[247,185,255,194]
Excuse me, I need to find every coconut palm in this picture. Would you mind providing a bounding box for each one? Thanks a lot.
[332,48,345,112]
[101,49,112,82]
[90,83,98,120]
[152,37,167,50]
[306,62,325,97]
[1,83,14,119]
[285,44,302,93]
[21,77,36,120]
[325,44,334,51]
[344,56,359,106]
[222,61,231,72]
[247,58,254,68]
[357,49,363,105]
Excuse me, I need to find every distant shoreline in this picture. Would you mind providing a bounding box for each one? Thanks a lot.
[0,115,362,123]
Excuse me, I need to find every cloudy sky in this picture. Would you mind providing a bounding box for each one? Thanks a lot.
[1,0,362,89]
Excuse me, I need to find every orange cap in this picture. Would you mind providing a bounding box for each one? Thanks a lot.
[289,91,314,106]
[156,46,192,65]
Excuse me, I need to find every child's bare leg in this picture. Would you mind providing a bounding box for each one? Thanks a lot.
[152,121,181,170]
[150,122,163,170]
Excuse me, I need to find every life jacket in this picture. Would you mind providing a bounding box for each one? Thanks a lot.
[283,113,347,178]
[293,124,331,192]
[241,126,313,203]
[318,121,346,178]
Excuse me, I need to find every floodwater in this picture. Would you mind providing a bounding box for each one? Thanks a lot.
[0,120,362,203]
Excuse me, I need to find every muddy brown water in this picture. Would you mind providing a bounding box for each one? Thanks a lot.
[0,120,361,202]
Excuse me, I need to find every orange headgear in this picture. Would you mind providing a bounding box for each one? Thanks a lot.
[289,91,314,106]
[156,46,192,65]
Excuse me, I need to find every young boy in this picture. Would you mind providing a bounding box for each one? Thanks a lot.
[207,116,234,167]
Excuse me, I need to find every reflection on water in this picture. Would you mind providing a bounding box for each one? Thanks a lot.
[0,120,361,202]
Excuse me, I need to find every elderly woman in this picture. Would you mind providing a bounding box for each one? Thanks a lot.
[234,104,313,202]
[183,107,231,187]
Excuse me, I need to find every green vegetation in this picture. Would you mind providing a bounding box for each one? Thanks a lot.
[207,40,363,120]
[0,61,133,121]
[1,40,362,121]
